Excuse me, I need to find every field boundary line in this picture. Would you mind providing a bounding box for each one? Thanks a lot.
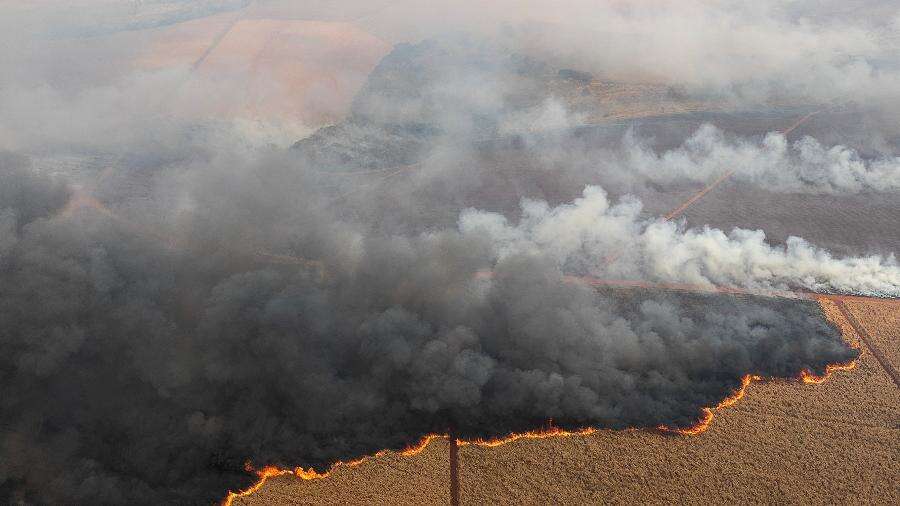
[835,300,900,389]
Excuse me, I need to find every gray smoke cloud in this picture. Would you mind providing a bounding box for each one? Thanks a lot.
[613,124,900,193]
[0,154,856,504]
[1,1,894,504]
[461,185,900,297]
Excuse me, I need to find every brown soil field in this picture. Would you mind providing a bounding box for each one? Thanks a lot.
[228,297,900,505]
[140,16,389,124]
[199,18,388,122]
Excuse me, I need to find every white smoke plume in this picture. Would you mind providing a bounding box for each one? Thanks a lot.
[461,185,900,297]
[614,124,900,193]
[0,1,895,503]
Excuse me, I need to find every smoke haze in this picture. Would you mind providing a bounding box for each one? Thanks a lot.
[461,185,900,296]
[614,125,900,193]
[0,157,857,504]
[1,1,896,504]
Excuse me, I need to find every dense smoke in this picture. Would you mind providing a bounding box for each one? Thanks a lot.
[1,1,896,505]
[0,155,857,504]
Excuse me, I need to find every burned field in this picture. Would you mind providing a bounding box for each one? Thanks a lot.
[3,7,900,506]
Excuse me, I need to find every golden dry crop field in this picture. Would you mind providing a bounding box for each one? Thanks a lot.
[6,4,900,505]
[229,297,900,505]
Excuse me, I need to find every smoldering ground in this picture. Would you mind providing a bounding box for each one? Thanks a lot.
[0,154,859,505]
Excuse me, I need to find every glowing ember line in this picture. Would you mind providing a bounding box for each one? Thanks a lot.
[659,374,760,436]
[459,424,600,448]
[799,361,858,384]
[664,302,861,436]
[222,290,869,505]
[221,434,448,505]
[221,331,861,505]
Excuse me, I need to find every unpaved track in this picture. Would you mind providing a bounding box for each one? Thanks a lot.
[190,8,246,71]
[836,300,900,388]
[449,437,459,506]
[661,109,819,222]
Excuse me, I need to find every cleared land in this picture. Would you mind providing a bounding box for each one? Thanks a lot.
[230,297,900,505]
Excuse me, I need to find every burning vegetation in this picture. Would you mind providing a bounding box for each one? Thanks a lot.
[3,4,900,505]
[0,155,863,504]
[224,339,861,505]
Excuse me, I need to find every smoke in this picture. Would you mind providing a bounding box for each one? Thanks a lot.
[461,185,900,297]
[614,124,900,193]
[0,155,857,504]
[1,1,895,504]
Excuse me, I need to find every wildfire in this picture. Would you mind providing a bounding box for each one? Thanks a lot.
[665,343,861,436]
[459,423,600,448]
[221,434,447,505]
[220,464,296,505]
[60,186,116,220]
[800,360,858,384]
[659,373,761,436]
[221,303,865,505]
[398,433,444,456]
[802,297,861,385]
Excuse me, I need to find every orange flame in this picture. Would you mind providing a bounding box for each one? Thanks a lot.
[61,190,862,505]
[220,464,295,505]
[221,434,447,505]
[660,373,761,436]
[459,422,600,448]
[221,323,862,505]
[799,360,858,384]
[801,299,861,385]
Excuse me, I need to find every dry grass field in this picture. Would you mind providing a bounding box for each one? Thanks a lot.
[842,299,900,373]
[229,297,900,506]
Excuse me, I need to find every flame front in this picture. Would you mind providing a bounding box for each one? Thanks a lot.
[219,275,864,505]
[660,374,761,436]
[221,316,863,505]
[800,360,858,384]
[221,434,447,505]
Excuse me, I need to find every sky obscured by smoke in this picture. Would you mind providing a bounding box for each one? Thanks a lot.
[1,1,896,504]
[3,0,900,154]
